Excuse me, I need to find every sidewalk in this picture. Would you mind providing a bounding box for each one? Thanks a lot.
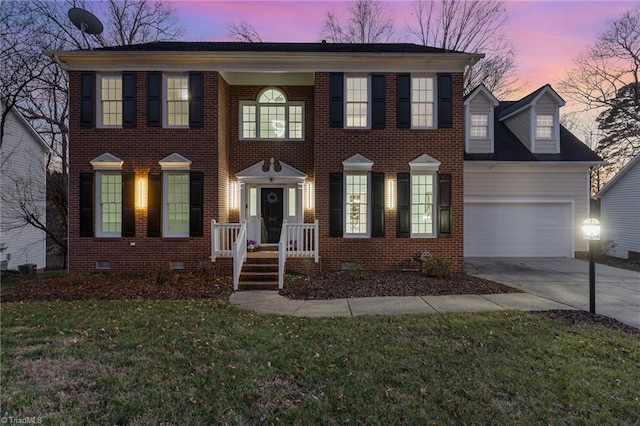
[229,291,576,317]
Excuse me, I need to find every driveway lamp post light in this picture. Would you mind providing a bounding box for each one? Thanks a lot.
[582,218,601,314]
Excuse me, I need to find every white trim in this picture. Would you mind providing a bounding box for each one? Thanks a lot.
[90,153,123,170]
[410,171,437,238]
[159,153,192,170]
[409,154,440,172]
[239,88,305,141]
[236,158,307,184]
[342,154,374,171]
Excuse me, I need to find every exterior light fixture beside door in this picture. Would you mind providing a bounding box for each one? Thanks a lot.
[136,177,147,210]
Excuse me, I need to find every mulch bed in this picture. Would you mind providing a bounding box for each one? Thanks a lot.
[533,310,640,337]
[0,271,233,302]
[280,270,522,300]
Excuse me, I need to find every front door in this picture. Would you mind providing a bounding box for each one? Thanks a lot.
[261,188,283,244]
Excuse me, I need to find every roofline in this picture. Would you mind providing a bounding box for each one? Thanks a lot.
[498,84,566,121]
[596,153,640,197]
[45,48,483,73]
[464,84,499,106]
[1,99,50,153]
[464,160,602,167]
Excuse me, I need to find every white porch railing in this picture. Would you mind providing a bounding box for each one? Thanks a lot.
[211,220,242,261]
[212,219,319,291]
[232,221,247,291]
[278,220,319,289]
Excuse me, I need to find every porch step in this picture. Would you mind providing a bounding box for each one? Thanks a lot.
[239,254,279,290]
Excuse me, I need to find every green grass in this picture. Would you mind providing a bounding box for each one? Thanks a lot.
[2,300,639,424]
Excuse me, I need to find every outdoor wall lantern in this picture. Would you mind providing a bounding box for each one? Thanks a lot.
[136,177,147,210]
[582,218,600,314]
[230,182,238,209]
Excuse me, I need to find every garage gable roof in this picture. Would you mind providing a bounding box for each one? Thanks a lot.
[596,152,640,197]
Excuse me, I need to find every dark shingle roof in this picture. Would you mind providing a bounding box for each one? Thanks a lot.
[497,84,565,120]
[94,41,466,55]
[465,102,602,162]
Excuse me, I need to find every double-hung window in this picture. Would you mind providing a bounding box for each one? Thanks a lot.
[345,173,369,236]
[97,173,122,237]
[411,76,435,128]
[410,173,435,237]
[241,88,304,140]
[164,172,190,237]
[345,76,369,128]
[536,114,554,139]
[470,113,489,139]
[165,75,189,127]
[99,75,122,127]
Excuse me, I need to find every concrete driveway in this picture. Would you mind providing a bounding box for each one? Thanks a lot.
[464,258,640,329]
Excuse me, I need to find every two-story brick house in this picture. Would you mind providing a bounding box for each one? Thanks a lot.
[49,42,481,280]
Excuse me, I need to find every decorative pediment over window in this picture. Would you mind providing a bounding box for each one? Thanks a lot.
[90,153,123,170]
[236,157,307,184]
[342,154,374,171]
[159,153,192,170]
[409,154,440,172]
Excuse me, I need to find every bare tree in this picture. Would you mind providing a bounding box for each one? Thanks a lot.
[227,21,262,42]
[559,5,640,178]
[320,0,395,43]
[0,0,184,268]
[407,0,519,97]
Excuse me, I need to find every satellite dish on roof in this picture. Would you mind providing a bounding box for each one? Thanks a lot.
[68,8,104,35]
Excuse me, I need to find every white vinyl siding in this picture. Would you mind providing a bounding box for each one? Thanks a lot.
[465,91,494,153]
[0,105,47,270]
[599,160,640,258]
[345,76,369,128]
[503,111,531,151]
[165,75,189,127]
[411,174,435,236]
[164,172,190,237]
[345,173,369,236]
[98,75,122,127]
[97,172,122,237]
[534,94,560,153]
[411,76,435,128]
[241,88,304,140]
[464,164,592,256]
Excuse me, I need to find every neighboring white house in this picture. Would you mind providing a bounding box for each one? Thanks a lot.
[464,85,602,257]
[1,101,50,270]
[596,153,640,259]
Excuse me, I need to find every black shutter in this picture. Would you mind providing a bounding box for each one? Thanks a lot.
[438,173,452,237]
[189,72,204,128]
[147,72,161,126]
[329,173,344,236]
[79,172,94,237]
[396,173,410,237]
[122,172,136,237]
[372,74,386,129]
[122,72,136,128]
[80,73,93,127]
[190,171,204,237]
[371,172,385,237]
[147,173,161,237]
[396,73,411,129]
[438,73,453,128]
[329,73,344,128]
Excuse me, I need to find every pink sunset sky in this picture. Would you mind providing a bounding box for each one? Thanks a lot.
[169,0,635,101]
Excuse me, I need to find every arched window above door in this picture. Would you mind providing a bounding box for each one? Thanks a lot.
[241,87,304,140]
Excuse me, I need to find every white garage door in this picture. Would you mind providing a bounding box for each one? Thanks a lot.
[464,202,573,257]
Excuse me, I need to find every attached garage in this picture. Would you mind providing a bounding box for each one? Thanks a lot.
[464,201,574,257]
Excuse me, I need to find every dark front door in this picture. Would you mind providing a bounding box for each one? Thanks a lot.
[261,188,284,244]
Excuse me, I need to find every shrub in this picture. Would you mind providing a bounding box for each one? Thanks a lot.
[420,254,452,278]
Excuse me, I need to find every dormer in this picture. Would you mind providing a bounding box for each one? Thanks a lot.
[464,84,499,153]
[498,85,565,154]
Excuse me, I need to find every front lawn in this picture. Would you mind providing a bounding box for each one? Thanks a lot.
[2,300,638,424]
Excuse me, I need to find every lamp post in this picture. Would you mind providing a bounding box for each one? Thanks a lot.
[582,218,601,314]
